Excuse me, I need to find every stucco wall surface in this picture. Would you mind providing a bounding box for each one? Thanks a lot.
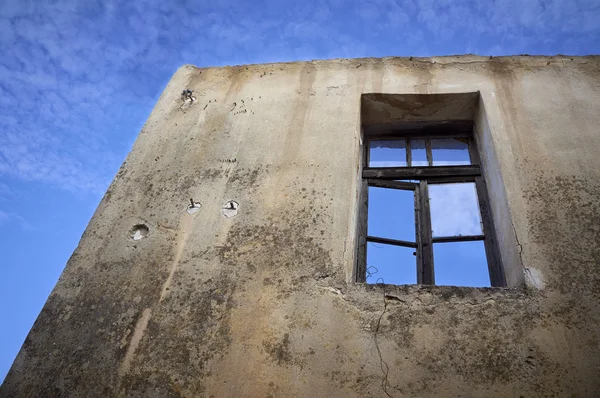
[2,55,600,397]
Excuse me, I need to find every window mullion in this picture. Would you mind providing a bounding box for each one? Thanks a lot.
[432,235,485,243]
[474,176,506,287]
[426,138,433,167]
[415,183,423,284]
[419,180,434,284]
[367,180,417,190]
[406,138,412,167]
[356,180,369,283]
[366,236,417,248]
[468,136,479,165]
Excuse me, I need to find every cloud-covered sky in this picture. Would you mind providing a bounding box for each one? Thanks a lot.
[1,0,599,384]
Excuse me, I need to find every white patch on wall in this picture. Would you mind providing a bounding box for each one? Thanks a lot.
[222,201,239,218]
[524,267,545,290]
[187,199,202,214]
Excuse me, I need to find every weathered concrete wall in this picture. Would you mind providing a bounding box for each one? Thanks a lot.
[2,55,600,397]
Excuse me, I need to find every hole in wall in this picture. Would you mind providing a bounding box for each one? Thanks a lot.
[181,89,196,102]
[130,224,149,240]
[222,201,239,218]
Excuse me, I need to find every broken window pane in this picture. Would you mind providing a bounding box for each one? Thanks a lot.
[431,138,470,165]
[410,139,428,166]
[366,242,416,285]
[433,241,490,287]
[368,186,415,242]
[369,139,407,167]
[429,182,482,238]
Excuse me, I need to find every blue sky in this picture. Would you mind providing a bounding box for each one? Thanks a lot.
[1,0,599,384]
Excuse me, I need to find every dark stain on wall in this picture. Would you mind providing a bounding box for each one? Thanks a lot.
[523,174,600,297]
[263,332,292,365]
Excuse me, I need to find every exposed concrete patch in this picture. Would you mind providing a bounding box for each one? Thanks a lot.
[219,157,237,163]
[321,286,344,297]
[524,267,545,290]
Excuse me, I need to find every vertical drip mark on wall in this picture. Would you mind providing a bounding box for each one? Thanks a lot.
[371,58,385,94]
[159,214,194,302]
[118,211,196,385]
[119,308,152,377]
[282,63,316,162]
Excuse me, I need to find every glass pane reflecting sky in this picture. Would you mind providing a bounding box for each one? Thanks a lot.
[368,186,415,242]
[429,182,482,237]
[431,138,470,165]
[434,241,490,287]
[410,139,428,166]
[369,140,407,167]
[366,242,416,285]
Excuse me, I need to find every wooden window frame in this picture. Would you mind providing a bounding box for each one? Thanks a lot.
[356,128,506,287]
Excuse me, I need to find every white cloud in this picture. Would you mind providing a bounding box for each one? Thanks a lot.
[356,2,382,20]
[429,183,482,237]
[0,182,13,200]
[0,209,35,231]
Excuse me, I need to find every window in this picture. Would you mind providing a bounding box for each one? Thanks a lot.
[356,125,505,287]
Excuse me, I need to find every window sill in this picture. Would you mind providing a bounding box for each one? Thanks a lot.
[353,282,530,305]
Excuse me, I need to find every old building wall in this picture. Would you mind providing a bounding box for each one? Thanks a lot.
[2,55,600,397]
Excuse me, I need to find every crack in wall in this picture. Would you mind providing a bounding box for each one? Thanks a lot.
[374,290,394,398]
[512,221,524,263]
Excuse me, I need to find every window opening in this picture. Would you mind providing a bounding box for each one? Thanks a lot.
[358,130,504,287]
